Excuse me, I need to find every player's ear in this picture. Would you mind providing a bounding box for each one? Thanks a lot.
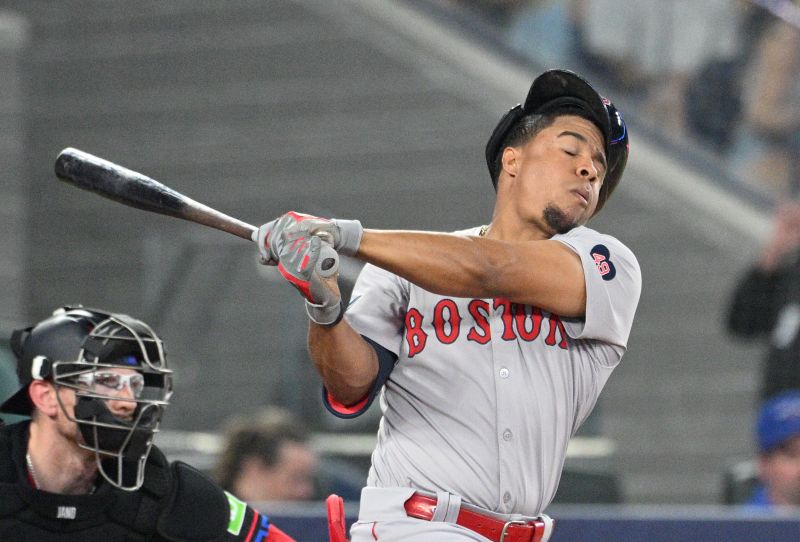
[500,146,519,180]
[29,380,60,418]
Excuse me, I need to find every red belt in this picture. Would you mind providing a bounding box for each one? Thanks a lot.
[403,493,551,542]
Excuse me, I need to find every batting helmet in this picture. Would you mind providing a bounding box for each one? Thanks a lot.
[485,69,629,214]
[0,306,172,490]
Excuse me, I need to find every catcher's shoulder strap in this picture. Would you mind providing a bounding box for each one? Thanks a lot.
[106,447,231,540]
[103,444,171,535]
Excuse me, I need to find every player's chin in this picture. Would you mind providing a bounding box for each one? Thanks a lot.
[543,204,580,235]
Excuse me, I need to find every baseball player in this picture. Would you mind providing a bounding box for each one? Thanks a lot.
[257,69,641,541]
[0,306,295,541]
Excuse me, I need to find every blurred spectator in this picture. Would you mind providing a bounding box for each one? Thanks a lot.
[747,390,800,507]
[580,0,744,136]
[727,201,800,400]
[448,0,527,27]
[216,407,317,503]
[506,0,586,70]
[731,4,800,194]
[684,3,774,153]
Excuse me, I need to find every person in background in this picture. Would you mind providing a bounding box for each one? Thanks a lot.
[748,389,800,507]
[727,201,800,400]
[731,2,800,193]
[216,406,317,503]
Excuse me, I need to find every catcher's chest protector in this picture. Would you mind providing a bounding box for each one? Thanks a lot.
[0,422,235,541]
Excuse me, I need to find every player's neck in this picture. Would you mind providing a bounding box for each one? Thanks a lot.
[28,419,98,494]
[489,192,553,242]
[484,212,551,242]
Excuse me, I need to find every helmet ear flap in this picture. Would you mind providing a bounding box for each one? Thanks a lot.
[485,104,525,188]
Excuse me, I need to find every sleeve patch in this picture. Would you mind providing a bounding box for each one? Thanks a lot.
[590,244,616,281]
[225,491,247,535]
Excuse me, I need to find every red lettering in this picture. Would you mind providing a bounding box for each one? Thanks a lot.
[514,304,542,341]
[405,308,428,357]
[467,300,491,344]
[433,299,461,344]
[593,252,611,276]
[493,298,516,340]
[545,314,568,349]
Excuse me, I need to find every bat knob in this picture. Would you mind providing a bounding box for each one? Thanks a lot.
[317,246,339,278]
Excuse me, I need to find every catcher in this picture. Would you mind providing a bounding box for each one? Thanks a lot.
[0,306,295,541]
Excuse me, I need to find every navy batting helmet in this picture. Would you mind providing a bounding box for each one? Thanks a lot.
[485,69,629,214]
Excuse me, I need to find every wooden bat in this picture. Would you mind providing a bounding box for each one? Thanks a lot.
[54,148,257,242]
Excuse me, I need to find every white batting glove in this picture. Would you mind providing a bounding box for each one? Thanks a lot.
[276,230,344,326]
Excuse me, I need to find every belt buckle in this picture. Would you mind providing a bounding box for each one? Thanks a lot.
[499,519,528,542]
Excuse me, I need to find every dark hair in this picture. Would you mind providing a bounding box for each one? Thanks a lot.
[489,108,601,184]
[215,407,308,492]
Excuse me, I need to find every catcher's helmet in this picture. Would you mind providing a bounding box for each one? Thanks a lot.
[485,69,629,214]
[0,306,172,491]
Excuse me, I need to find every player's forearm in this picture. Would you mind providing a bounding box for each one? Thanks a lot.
[308,319,379,406]
[356,229,586,316]
[357,229,501,296]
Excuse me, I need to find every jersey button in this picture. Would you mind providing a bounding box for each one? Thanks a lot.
[502,429,513,441]
[499,367,509,378]
[503,492,511,503]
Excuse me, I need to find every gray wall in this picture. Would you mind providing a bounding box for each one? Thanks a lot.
[0,10,28,331]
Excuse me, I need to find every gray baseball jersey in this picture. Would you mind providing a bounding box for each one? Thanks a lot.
[338,225,641,516]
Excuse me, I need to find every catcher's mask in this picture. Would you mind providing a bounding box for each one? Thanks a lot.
[485,69,629,214]
[0,306,173,491]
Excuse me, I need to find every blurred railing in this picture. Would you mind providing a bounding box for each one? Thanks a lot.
[156,428,621,505]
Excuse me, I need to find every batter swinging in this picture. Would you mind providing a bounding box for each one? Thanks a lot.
[257,69,641,542]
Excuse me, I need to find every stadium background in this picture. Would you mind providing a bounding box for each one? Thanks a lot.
[0,0,798,539]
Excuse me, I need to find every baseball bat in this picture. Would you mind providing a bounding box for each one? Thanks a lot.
[54,148,257,242]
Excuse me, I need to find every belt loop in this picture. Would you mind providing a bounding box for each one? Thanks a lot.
[431,491,461,523]
[539,514,555,542]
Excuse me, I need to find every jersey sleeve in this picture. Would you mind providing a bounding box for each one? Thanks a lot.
[221,492,296,541]
[156,461,297,542]
[322,263,408,418]
[726,266,784,338]
[343,263,409,355]
[554,227,642,348]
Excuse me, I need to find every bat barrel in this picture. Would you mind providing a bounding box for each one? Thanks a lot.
[54,148,257,241]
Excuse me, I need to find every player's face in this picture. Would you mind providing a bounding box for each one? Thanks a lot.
[53,385,90,447]
[760,435,800,506]
[235,440,317,502]
[511,115,606,234]
[271,440,317,501]
[74,367,142,422]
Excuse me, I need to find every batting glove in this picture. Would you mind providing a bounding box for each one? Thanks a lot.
[255,215,289,266]
[256,211,363,266]
[277,230,344,326]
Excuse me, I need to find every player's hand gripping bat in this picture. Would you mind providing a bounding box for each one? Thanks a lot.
[53,148,258,242]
